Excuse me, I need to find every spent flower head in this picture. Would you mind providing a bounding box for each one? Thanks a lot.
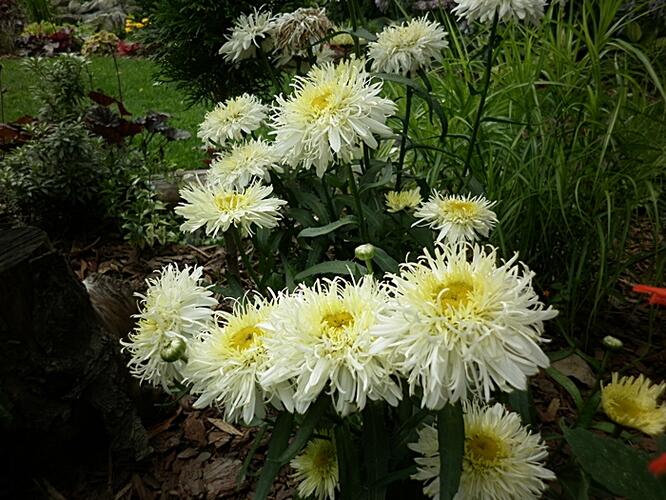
[121,265,217,390]
[452,0,547,23]
[271,58,397,177]
[368,17,448,75]
[410,402,555,499]
[197,94,268,148]
[601,373,666,436]
[414,192,498,243]
[176,181,287,238]
[372,242,557,409]
[219,8,277,63]
[272,7,334,66]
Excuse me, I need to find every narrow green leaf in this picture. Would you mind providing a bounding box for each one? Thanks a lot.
[438,402,464,500]
[295,260,366,281]
[363,401,388,500]
[278,396,328,463]
[507,389,533,426]
[334,423,362,500]
[373,246,400,274]
[297,216,358,238]
[545,366,584,409]
[563,426,664,500]
[254,412,294,500]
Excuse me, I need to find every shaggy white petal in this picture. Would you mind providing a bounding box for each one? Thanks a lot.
[271,58,397,176]
[409,403,555,499]
[368,17,448,75]
[452,0,546,23]
[372,243,557,409]
[208,139,283,189]
[260,276,402,415]
[219,8,277,63]
[175,181,287,237]
[121,265,217,390]
[197,94,268,148]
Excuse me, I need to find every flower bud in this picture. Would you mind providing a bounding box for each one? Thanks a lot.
[160,336,187,362]
[602,335,623,351]
[355,243,376,261]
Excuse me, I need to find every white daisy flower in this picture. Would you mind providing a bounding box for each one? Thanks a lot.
[183,295,294,424]
[291,435,339,500]
[219,8,277,63]
[385,187,422,213]
[175,181,287,237]
[272,7,335,66]
[197,94,268,148]
[120,265,217,390]
[260,276,402,415]
[413,192,498,243]
[452,0,546,23]
[409,402,555,499]
[372,243,557,409]
[368,17,449,75]
[208,139,283,189]
[271,58,397,177]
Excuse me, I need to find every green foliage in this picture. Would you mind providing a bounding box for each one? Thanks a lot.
[17,0,51,22]
[135,0,299,103]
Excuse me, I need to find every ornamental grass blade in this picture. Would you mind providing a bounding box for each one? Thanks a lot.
[254,412,294,500]
[438,402,464,500]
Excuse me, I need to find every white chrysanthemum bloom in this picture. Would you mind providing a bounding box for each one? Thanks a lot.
[208,139,283,189]
[368,17,448,75]
[291,435,339,500]
[385,188,422,213]
[183,295,294,424]
[197,94,268,148]
[452,0,546,23]
[219,8,277,63]
[371,243,557,409]
[121,265,217,390]
[260,276,402,415]
[272,7,334,66]
[413,192,498,243]
[409,403,555,499]
[176,181,287,237]
[271,58,397,177]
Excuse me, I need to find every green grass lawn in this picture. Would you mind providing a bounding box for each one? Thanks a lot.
[1,56,208,169]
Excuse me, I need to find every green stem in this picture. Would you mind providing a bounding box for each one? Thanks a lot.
[347,163,369,242]
[438,402,464,500]
[223,230,240,280]
[321,174,337,221]
[348,0,361,57]
[111,52,123,102]
[257,44,282,93]
[229,226,263,292]
[363,258,374,275]
[461,9,500,187]
[395,85,413,190]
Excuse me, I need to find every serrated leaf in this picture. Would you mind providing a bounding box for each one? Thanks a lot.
[298,216,358,238]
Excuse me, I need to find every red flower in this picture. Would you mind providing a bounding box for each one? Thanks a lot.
[632,284,666,306]
[648,452,666,477]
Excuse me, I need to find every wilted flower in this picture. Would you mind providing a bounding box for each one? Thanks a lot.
[197,94,268,148]
[413,192,498,243]
[272,7,334,66]
[372,243,557,409]
[291,435,339,500]
[121,265,217,390]
[452,0,547,23]
[176,181,287,237]
[260,276,401,415]
[368,17,448,75]
[208,138,282,189]
[601,373,666,436]
[184,295,293,424]
[271,58,396,177]
[409,403,555,499]
[219,8,277,63]
[385,188,422,213]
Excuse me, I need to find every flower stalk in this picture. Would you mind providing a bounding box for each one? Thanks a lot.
[396,84,413,190]
[347,162,370,242]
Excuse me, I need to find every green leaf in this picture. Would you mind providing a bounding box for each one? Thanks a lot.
[563,426,665,500]
[334,423,362,500]
[545,366,584,409]
[438,402,464,500]
[298,216,358,238]
[254,412,294,500]
[295,260,366,281]
[363,402,388,500]
[277,396,329,463]
[373,246,400,274]
[507,389,533,426]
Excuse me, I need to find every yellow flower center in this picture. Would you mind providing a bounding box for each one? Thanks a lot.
[465,431,507,469]
[442,199,478,218]
[321,311,354,332]
[228,325,264,351]
[312,442,336,470]
[214,193,245,212]
[609,395,646,419]
[311,88,333,112]
[433,279,475,312]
